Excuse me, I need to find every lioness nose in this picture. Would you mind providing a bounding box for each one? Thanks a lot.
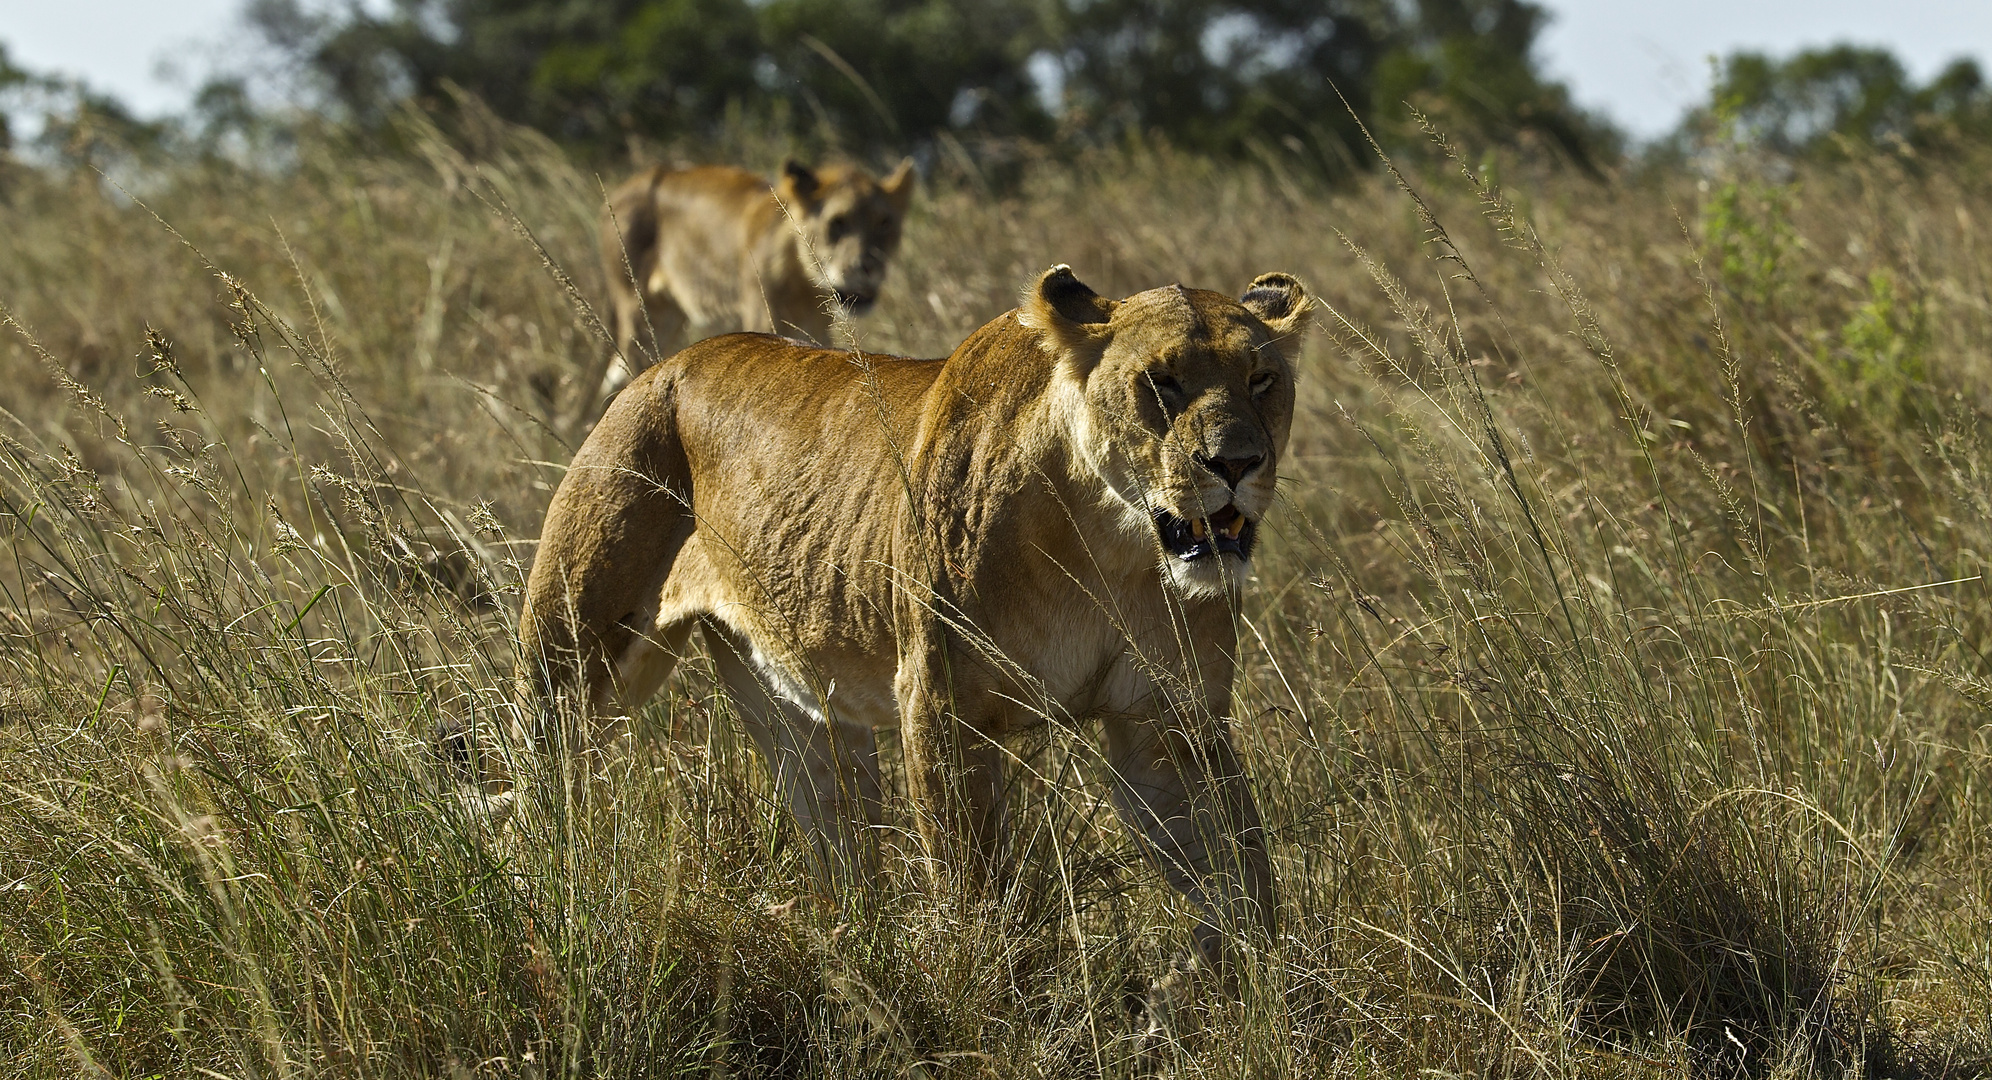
[1195,453,1262,489]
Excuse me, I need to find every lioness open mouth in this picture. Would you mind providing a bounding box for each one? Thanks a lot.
[833,289,877,311]
[1154,504,1256,562]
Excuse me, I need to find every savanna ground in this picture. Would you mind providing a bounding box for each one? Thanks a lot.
[1,107,1989,1077]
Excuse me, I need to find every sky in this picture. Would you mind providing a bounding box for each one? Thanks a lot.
[2,0,1991,141]
[1534,0,1992,137]
[0,0,244,115]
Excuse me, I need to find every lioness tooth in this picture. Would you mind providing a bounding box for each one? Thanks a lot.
[1190,518,1207,539]
[1225,518,1244,538]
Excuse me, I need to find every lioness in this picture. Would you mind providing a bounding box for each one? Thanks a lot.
[521,265,1309,966]
[597,157,915,398]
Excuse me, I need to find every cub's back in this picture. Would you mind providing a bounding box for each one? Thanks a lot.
[602,165,773,268]
[650,165,778,228]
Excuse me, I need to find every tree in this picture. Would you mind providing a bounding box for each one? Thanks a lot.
[1040,0,1386,173]
[247,0,762,139]
[1039,0,1615,176]
[527,0,767,143]
[0,43,29,153]
[247,0,1049,153]
[246,0,1617,175]
[754,0,1053,147]
[1374,0,1619,174]
[0,43,172,172]
[1683,45,1992,160]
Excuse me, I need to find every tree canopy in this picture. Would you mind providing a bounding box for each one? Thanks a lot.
[245,0,1618,175]
[1683,45,1992,160]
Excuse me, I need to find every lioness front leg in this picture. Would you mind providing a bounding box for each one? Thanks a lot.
[1101,708,1275,972]
[896,651,1008,889]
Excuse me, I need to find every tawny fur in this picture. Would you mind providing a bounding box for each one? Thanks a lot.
[597,158,914,398]
[522,265,1310,965]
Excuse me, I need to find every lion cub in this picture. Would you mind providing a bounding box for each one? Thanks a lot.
[596,158,915,398]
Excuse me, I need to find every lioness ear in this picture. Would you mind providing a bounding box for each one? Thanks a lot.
[1240,272,1312,359]
[880,156,916,212]
[1019,265,1117,368]
[779,159,820,202]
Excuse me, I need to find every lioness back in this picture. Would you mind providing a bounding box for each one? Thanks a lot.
[662,332,944,646]
[595,158,916,407]
[530,331,949,694]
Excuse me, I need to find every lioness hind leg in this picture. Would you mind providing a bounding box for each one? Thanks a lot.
[601,291,687,404]
[704,623,884,885]
[609,616,697,718]
[487,617,694,826]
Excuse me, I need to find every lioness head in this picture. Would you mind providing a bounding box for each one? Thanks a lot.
[1022,265,1311,597]
[777,158,916,313]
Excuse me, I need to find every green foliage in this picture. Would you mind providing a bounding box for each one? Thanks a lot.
[1700,176,1798,309]
[755,0,1053,147]
[1827,268,1931,420]
[1371,0,1621,174]
[244,0,1617,175]
[247,0,1054,155]
[1685,44,1992,160]
[0,42,188,173]
[525,0,768,142]
[1038,0,1381,172]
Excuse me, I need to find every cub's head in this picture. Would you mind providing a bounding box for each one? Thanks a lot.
[776,157,916,313]
[1021,265,1311,597]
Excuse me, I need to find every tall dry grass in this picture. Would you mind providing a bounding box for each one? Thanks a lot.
[1,107,1988,1077]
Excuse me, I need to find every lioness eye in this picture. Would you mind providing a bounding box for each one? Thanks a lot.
[1250,371,1277,395]
[1145,372,1184,402]
[826,215,849,241]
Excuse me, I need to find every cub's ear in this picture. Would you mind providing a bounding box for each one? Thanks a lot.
[1240,272,1312,359]
[880,156,916,212]
[779,159,820,202]
[1019,265,1117,367]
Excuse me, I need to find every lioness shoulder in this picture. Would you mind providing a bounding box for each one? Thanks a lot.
[596,157,915,399]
